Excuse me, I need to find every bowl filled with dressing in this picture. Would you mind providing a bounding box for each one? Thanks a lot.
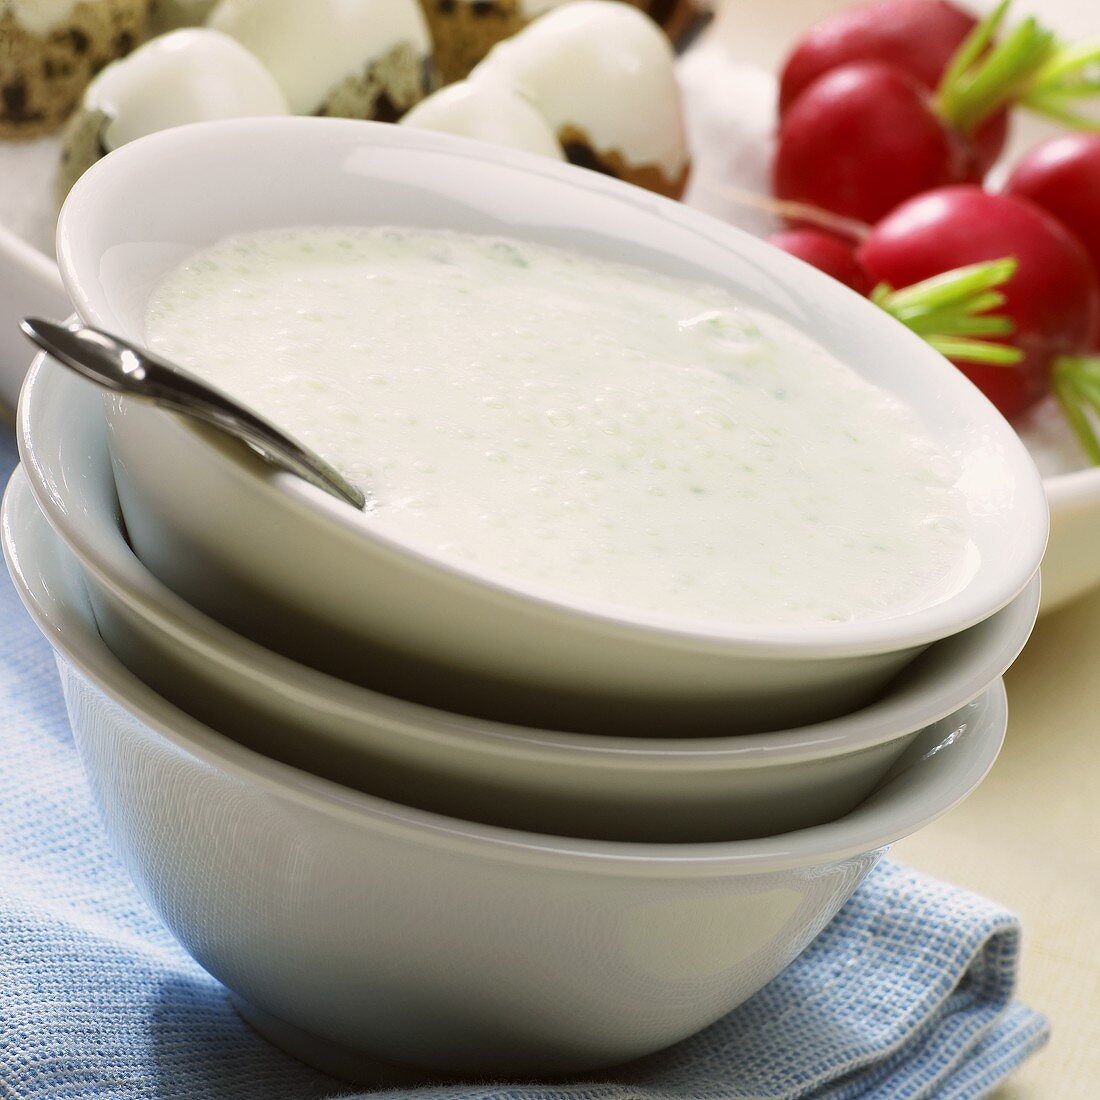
[56,117,1049,734]
[16,352,1040,842]
[2,464,1009,1079]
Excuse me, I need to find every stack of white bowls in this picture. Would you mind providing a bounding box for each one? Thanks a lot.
[3,119,1049,1083]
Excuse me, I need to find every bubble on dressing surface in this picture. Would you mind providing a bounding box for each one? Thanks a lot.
[144,225,974,626]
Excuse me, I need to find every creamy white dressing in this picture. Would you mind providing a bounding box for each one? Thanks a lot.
[145,226,972,627]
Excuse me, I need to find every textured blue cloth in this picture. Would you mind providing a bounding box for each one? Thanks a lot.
[0,425,1049,1100]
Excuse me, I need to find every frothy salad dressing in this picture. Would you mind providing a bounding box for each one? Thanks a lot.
[145,226,972,627]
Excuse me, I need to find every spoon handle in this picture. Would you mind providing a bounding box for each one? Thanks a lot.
[21,318,367,511]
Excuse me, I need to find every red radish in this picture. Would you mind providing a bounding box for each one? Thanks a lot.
[773,1,1069,220]
[779,1,1011,172]
[773,62,970,225]
[779,0,977,113]
[767,228,872,294]
[969,112,1010,178]
[1004,134,1100,284]
[859,186,1100,418]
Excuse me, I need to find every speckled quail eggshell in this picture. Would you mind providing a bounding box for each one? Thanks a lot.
[0,0,148,139]
[472,1,688,186]
[206,0,433,117]
[148,0,218,34]
[55,28,288,203]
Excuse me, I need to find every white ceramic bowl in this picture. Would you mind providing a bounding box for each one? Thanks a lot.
[3,465,1007,1080]
[56,117,1047,734]
[19,353,1039,841]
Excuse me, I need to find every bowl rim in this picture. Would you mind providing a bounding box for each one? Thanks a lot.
[4,464,1007,874]
[56,116,1049,658]
[19,351,1038,767]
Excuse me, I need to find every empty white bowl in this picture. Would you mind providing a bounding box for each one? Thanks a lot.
[56,117,1048,734]
[19,353,1038,841]
[0,223,67,410]
[3,465,1007,1079]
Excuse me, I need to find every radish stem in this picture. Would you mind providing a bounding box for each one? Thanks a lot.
[936,0,1058,136]
[1021,39,1100,129]
[873,258,1024,366]
[925,337,1023,364]
[904,313,1015,338]
[873,258,1017,312]
[938,0,1010,99]
[696,179,872,240]
[1053,357,1100,464]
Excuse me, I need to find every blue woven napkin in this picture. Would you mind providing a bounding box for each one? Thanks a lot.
[0,427,1048,1100]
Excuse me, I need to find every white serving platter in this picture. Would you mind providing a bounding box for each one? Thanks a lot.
[0,133,68,409]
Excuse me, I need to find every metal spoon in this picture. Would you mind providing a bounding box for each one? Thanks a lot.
[21,318,366,511]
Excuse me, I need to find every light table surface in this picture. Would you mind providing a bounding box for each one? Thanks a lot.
[896,588,1100,1097]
